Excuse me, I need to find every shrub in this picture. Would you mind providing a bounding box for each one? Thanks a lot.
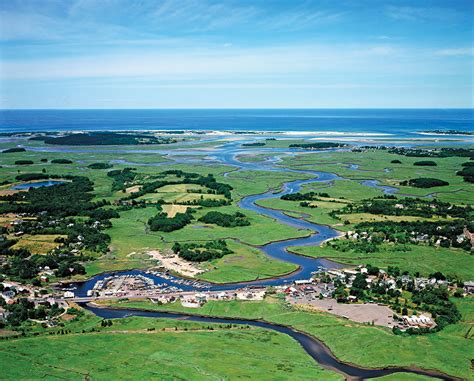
[2,148,26,153]
[400,178,449,188]
[289,142,345,149]
[173,240,233,262]
[198,211,250,227]
[88,162,113,169]
[456,165,474,183]
[15,173,50,181]
[148,210,193,232]
[413,161,437,166]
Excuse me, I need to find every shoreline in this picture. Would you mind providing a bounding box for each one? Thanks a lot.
[2,128,474,139]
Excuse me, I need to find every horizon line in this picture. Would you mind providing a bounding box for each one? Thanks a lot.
[1,107,473,111]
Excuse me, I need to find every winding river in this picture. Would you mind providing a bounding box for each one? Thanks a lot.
[71,146,351,295]
[54,141,455,380]
[71,168,347,295]
[83,304,456,381]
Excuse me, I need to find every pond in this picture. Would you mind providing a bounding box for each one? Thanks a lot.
[11,180,66,190]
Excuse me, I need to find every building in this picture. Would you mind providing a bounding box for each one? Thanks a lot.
[402,315,434,328]
[464,281,474,294]
[236,289,265,301]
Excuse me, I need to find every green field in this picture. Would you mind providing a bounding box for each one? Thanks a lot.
[1,136,473,380]
[0,151,313,280]
[198,240,297,283]
[10,234,66,255]
[279,150,473,203]
[256,197,347,227]
[0,314,340,380]
[103,296,474,380]
[90,199,311,278]
[292,243,474,279]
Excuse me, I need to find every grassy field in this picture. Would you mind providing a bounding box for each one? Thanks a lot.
[1,141,471,281]
[92,203,310,277]
[256,197,347,227]
[336,212,454,224]
[11,234,66,255]
[1,141,471,283]
[0,313,340,380]
[222,169,313,199]
[0,146,313,280]
[235,153,269,162]
[279,150,473,204]
[137,183,228,203]
[104,296,474,380]
[155,183,208,192]
[0,137,472,379]
[374,374,432,381]
[198,240,297,283]
[292,243,474,280]
[161,204,189,217]
[138,191,226,203]
[302,179,384,201]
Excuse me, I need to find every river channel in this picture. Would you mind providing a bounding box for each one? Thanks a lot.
[54,141,456,380]
[83,304,456,381]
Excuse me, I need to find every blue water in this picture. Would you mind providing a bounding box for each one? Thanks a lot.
[0,109,473,137]
[11,180,66,190]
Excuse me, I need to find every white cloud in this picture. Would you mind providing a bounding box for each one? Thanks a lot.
[385,5,465,22]
[0,10,64,40]
[435,47,473,56]
[0,0,345,43]
[1,44,406,80]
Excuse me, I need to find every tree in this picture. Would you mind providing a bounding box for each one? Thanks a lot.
[352,273,367,290]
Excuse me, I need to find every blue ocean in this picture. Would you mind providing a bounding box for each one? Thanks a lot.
[0,109,473,138]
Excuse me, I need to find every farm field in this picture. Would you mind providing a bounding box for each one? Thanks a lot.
[11,234,66,255]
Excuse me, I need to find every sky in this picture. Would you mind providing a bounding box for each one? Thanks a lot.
[0,0,472,109]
